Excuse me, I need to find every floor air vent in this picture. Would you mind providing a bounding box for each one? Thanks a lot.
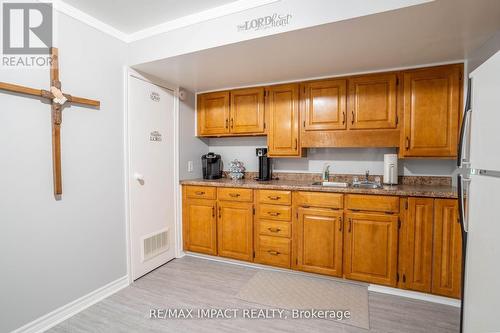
[142,229,169,262]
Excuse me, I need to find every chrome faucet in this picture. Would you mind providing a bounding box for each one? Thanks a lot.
[323,164,331,182]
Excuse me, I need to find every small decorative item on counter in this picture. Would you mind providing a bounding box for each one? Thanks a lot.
[228,159,246,180]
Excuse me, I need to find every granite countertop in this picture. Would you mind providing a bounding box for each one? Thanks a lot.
[180,177,458,199]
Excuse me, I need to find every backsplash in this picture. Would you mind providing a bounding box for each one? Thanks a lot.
[208,137,458,177]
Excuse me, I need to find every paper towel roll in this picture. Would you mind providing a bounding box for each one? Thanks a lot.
[383,154,398,185]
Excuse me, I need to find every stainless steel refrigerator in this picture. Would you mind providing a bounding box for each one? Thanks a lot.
[458,50,500,333]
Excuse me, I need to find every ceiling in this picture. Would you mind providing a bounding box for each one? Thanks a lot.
[62,0,238,34]
[133,0,500,92]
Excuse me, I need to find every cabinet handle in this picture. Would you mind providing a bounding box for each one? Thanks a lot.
[231,118,234,128]
[267,250,280,256]
[212,206,215,218]
[351,111,355,125]
[225,119,229,129]
[268,211,281,216]
[195,191,205,195]
[218,206,221,218]
[267,196,280,200]
[268,227,281,233]
[294,138,298,150]
[348,218,352,232]
[405,137,410,150]
[339,216,343,232]
[229,193,240,197]
[342,112,346,125]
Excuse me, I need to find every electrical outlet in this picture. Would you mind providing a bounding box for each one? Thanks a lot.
[187,161,193,172]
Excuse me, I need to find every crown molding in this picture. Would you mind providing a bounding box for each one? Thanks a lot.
[126,0,280,42]
[51,0,280,43]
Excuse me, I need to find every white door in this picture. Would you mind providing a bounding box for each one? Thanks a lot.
[128,76,176,280]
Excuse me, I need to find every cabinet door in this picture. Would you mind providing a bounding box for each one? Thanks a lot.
[297,207,343,277]
[183,199,217,255]
[302,79,347,131]
[402,65,461,157]
[217,201,254,261]
[197,91,230,136]
[404,198,434,293]
[432,199,462,298]
[344,212,398,286]
[348,73,398,129]
[230,87,265,134]
[267,84,301,156]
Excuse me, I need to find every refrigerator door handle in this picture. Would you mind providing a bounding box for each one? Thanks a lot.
[458,174,471,233]
[458,78,472,168]
[457,108,472,167]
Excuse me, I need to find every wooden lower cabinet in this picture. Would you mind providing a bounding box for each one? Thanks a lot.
[217,201,253,261]
[182,185,461,298]
[183,198,217,255]
[432,199,462,298]
[296,207,343,277]
[402,198,434,293]
[344,212,398,286]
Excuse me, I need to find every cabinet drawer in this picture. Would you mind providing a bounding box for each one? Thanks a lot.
[346,194,399,213]
[295,191,343,209]
[257,190,292,205]
[258,220,291,238]
[256,236,291,268]
[185,186,216,200]
[258,204,291,221]
[217,188,253,202]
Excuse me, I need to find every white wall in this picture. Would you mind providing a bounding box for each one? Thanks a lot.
[179,89,209,179]
[208,137,457,176]
[0,12,127,333]
[128,0,430,66]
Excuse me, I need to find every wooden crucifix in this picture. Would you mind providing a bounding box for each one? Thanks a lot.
[0,48,100,197]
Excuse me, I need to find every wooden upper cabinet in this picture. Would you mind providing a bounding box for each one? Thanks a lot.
[217,201,254,261]
[197,91,230,136]
[296,207,343,277]
[302,79,347,131]
[401,64,462,157]
[230,87,265,134]
[344,212,398,286]
[432,199,462,298]
[348,73,398,130]
[182,198,217,255]
[404,198,434,293]
[267,83,301,157]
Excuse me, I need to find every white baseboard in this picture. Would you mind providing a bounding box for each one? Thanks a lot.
[368,284,461,307]
[11,276,129,333]
[185,252,461,308]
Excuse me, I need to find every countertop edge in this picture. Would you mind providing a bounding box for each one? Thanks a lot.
[180,179,458,199]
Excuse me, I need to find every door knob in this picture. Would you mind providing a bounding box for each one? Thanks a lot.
[134,173,145,184]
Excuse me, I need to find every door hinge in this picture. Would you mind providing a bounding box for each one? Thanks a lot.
[396,273,400,282]
[402,274,406,283]
[253,206,255,215]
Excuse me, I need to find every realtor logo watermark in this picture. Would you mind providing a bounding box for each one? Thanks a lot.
[2,1,53,67]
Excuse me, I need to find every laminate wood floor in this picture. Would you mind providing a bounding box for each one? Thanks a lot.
[49,256,460,333]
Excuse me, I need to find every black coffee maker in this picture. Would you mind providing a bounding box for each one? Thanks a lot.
[255,148,272,181]
[202,153,223,179]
